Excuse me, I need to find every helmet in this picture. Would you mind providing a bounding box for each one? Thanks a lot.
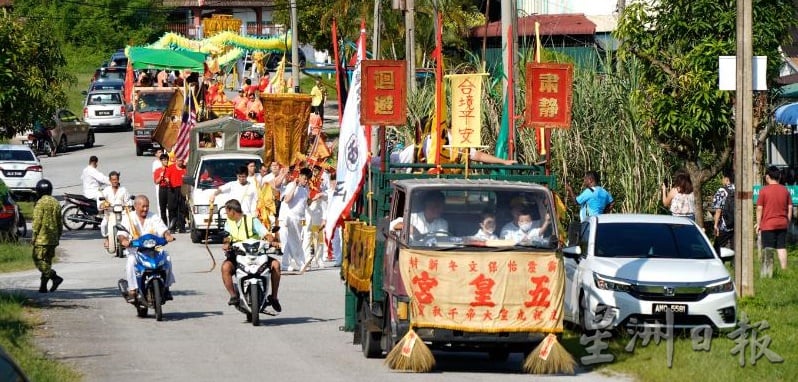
[35,179,53,197]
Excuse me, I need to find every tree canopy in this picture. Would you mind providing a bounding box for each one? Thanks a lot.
[0,12,70,137]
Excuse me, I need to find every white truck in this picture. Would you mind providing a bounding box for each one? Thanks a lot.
[182,117,264,243]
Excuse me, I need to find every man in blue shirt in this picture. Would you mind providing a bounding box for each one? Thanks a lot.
[566,171,615,222]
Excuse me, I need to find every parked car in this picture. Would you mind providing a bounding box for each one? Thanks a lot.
[87,78,125,93]
[49,109,95,152]
[83,90,129,131]
[0,144,42,202]
[562,214,737,332]
[265,50,306,70]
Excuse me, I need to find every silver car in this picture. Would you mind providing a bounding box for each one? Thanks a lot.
[83,90,129,130]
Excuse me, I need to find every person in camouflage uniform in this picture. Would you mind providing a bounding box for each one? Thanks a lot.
[32,179,63,293]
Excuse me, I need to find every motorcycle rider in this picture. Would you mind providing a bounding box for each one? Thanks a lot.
[81,155,110,201]
[32,179,64,293]
[118,195,176,301]
[221,199,282,313]
[32,120,54,154]
[99,171,130,249]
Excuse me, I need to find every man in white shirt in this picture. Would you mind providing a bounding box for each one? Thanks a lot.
[99,171,130,242]
[279,168,311,271]
[209,166,258,216]
[390,190,449,240]
[322,175,342,266]
[81,155,110,200]
[303,179,327,269]
[118,195,175,301]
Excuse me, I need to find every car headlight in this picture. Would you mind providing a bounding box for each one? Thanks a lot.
[593,272,632,292]
[706,278,735,294]
[193,205,210,214]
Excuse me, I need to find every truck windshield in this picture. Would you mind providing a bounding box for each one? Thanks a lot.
[404,188,557,250]
[197,159,262,190]
[135,92,173,113]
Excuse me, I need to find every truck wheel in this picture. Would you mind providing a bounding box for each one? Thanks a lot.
[135,145,143,156]
[190,229,203,244]
[359,302,382,358]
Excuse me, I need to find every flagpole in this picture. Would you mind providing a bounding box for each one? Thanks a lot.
[332,18,344,126]
[507,25,515,160]
[433,11,443,169]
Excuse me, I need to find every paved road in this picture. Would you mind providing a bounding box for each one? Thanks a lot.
[0,128,629,381]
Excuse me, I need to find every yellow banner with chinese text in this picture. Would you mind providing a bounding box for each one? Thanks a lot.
[344,223,376,293]
[447,73,487,148]
[399,248,563,333]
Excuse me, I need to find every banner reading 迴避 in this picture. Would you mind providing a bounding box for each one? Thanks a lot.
[360,60,407,126]
[446,73,487,148]
[399,248,564,333]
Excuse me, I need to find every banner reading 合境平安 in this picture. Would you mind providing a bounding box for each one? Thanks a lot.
[399,248,564,333]
[447,73,486,148]
[524,63,573,129]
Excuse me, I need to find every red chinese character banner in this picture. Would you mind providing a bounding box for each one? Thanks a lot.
[360,60,407,125]
[524,63,573,128]
[399,249,564,333]
[446,73,487,147]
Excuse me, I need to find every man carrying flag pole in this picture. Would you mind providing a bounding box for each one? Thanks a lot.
[324,23,368,257]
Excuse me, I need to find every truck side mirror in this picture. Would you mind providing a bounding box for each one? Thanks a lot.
[183,176,195,185]
[562,245,582,259]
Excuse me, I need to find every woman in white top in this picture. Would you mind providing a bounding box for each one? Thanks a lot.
[661,172,696,221]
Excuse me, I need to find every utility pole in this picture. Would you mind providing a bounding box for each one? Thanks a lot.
[734,0,754,297]
[501,0,515,99]
[373,0,381,60]
[290,0,300,93]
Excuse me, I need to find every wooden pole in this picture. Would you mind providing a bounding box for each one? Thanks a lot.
[734,0,754,297]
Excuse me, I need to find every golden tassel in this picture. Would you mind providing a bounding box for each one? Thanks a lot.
[522,333,576,375]
[384,328,435,372]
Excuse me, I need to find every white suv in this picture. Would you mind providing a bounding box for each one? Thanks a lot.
[563,214,737,331]
[83,90,129,130]
[0,144,43,199]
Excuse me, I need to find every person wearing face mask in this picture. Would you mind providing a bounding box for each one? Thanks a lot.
[472,211,498,240]
[501,209,551,245]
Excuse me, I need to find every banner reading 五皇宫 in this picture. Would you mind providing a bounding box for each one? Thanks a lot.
[399,248,564,333]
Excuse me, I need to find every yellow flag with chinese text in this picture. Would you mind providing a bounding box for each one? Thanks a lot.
[447,73,486,148]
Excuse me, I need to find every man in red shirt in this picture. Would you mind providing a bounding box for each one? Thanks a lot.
[756,166,793,270]
[165,158,188,233]
[152,154,170,225]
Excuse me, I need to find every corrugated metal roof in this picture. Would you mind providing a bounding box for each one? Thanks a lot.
[470,13,596,38]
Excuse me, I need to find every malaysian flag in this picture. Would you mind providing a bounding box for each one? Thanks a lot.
[173,86,196,161]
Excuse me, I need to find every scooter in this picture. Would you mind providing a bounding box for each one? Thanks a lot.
[231,237,282,326]
[115,226,173,322]
[62,193,103,230]
[104,195,134,258]
[26,129,55,157]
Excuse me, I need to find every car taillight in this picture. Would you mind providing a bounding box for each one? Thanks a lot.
[0,205,14,219]
[121,105,126,116]
[26,165,42,172]
[84,107,88,118]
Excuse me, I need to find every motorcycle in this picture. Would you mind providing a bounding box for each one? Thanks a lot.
[116,226,173,321]
[231,237,282,326]
[103,195,135,258]
[62,193,103,230]
[26,129,55,157]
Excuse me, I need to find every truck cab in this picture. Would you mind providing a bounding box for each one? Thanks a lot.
[182,117,265,243]
[131,87,179,156]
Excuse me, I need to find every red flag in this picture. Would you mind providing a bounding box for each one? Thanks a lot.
[124,61,134,105]
[173,87,196,162]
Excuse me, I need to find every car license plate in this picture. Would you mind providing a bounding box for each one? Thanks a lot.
[96,110,112,116]
[4,170,24,177]
[652,303,688,315]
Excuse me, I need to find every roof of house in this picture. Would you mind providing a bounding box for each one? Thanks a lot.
[470,14,596,38]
